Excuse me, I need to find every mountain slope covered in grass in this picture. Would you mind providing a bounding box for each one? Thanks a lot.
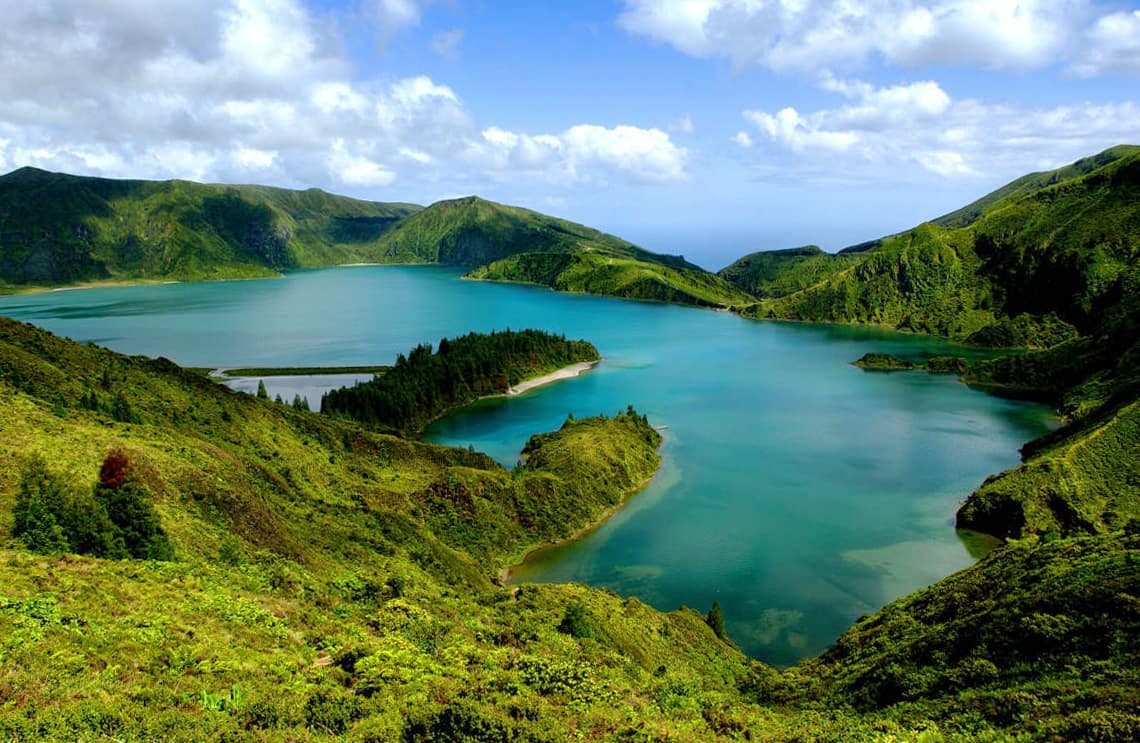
[0,167,421,287]
[736,145,1140,348]
[468,250,754,308]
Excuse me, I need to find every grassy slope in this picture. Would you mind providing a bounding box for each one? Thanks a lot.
[468,251,754,308]
[717,245,858,300]
[0,167,421,287]
[738,147,1140,346]
[369,195,694,268]
[768,532,1140,741]
[0,316,1137,738]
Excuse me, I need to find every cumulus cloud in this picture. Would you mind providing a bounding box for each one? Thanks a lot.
[0,0,687,195]
[1073,10,1140,76]
[618,0,1124,74]
[467,124,689,183]
[738,77,1140,180]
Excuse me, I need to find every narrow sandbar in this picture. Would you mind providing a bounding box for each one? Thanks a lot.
[508,360,598,396]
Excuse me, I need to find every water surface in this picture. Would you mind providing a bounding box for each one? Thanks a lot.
[0,267,1055,664]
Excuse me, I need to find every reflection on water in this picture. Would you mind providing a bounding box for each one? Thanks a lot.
[0,266,1056,665]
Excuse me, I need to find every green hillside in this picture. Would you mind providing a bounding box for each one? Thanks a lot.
[717,245,857,299]
[368,195,694,268]
[2,296,1139,739]
[468,251,754,308]
[738,146,1140,348]
[0,167,421,287]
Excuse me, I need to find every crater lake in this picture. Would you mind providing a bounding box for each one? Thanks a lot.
[0,266,1055,664]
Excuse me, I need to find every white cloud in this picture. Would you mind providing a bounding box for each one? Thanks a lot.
[0,0,683,195]
[619,0,1121,74]
[330,140,396,186]
[732,131,753,148]
[739,78,1140,180]
[232,146,278,169]
[564,125,689,183]
[430,28,465,59]
[1073,10,1140,76]
[469,125,689,184]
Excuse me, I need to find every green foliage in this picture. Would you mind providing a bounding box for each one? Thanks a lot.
[0,167,421,285]
[11,456,69,554]
[778,531,1140,739]
[739,146,1140,348]
[322,329,599,434]
[852,353,917,371]
[369,194,694,269]
[256,380,268,400]
[469,251,753,308]
[718,245,858,299]
[11,449,173,560]
[557,601,594,639]
[706,601,726,641]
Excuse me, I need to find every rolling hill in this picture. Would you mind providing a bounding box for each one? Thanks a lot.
[730,145,1140,348]
[0,167,421,285]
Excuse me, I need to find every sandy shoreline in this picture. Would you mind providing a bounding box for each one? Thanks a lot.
[508,360,598,396]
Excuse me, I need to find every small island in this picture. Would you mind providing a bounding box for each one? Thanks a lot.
[852,352,917,371]
[321,329,600,434]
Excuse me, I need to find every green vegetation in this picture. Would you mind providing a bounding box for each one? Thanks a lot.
[737,146,1140,348]
[468,251,753,308]
[321,329,599,434]
[369,195,694,268]
[762,531,1140,741]
[1,287,1139,738]
[718,245,859,299]
[852,353,917,371]
[0,167,420,286]
[12,451,172,560]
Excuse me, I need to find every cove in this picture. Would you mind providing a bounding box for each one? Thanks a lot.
[0,266,1056,665]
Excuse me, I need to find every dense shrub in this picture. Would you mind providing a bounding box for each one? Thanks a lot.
[11,451,172,561]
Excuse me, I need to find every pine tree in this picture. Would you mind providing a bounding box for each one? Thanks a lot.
[92,450,174,560]
[11,456,70,554]
[256,380,269,399]
[706,601,726,640]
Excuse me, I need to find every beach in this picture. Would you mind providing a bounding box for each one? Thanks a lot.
[508,360,598,396]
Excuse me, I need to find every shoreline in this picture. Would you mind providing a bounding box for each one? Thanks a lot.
[497,437,665,586]
[507,360,598,396]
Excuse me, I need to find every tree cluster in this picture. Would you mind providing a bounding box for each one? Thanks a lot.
[12,450,174,560]
[321,329,597,434]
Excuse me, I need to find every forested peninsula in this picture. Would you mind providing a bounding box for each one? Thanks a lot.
[320,329,599,435]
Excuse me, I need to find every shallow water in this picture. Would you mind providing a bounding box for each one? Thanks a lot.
[0,266,1055,664]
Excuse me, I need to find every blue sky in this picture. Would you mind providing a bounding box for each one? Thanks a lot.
[1,1,1138,268]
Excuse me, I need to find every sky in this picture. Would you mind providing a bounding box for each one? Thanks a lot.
[2,1,1138,268]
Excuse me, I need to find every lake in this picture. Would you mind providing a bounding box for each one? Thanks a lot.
[0,266,1055,665]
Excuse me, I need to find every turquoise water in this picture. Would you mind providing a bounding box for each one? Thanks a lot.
[0,267,1055,664]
